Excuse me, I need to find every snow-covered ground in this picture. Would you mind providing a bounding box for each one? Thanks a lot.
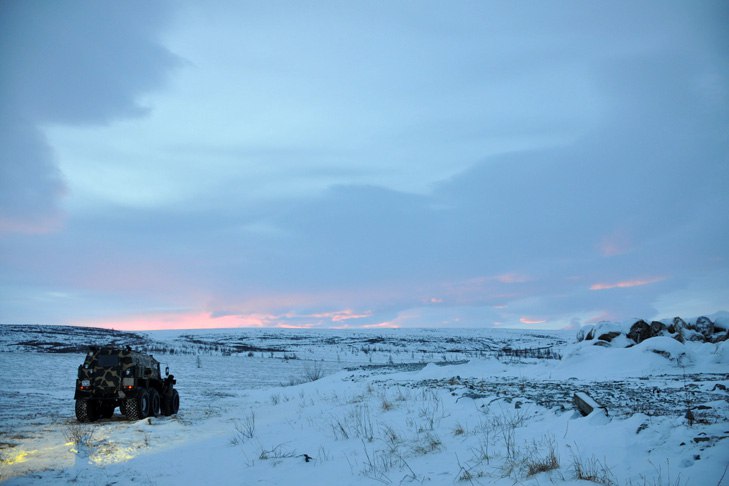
[1,327,727,485]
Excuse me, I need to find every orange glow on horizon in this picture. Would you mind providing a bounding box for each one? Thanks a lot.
[77,311,272,331]
[77,307,380,331]
[589,276,665,291]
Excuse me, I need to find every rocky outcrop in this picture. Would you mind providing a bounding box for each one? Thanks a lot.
[695,316,715,339]
[577,316,727,347]
[627,320,652,344]
[650,321,667,336]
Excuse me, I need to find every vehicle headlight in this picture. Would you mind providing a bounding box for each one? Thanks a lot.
[81,379,90,387]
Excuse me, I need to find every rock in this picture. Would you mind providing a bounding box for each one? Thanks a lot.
[628,320,652,344]
[712,331,729,343]
[650,320,668,336]
[673,317,692,342]
[694,316,714,339]
[573,391,607,417]
[685,329,706,342]
[581,322,623,345]
[576,326,593,342]
[597,331,621,342]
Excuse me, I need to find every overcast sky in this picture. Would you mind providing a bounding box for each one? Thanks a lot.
[1,1,727,330]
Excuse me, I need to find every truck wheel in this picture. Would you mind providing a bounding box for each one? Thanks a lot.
[124,388,150,421]
[137,388,150,419]
[170,389,180,415]
[75,399,98,422]
[149,389,161,417]
[163,389,180,416]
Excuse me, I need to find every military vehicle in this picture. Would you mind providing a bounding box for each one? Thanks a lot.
[74,346,179,422]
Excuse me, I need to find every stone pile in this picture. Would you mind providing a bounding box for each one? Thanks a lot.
[577,316,728,347]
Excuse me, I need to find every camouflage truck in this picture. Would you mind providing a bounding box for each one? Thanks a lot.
[74,346,179,422]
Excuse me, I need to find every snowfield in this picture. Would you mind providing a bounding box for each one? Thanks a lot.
[0,326,727,485]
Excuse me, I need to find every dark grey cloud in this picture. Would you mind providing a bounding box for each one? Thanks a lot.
[0,0,179,232]
[0,115,64,231]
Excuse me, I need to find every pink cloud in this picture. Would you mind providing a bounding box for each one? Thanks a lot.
[598,230,632,257]
[310,309,373,322]
[589,276,666,291]
[276,323,315,329]
[496,273,533,284]
[519,316,546,325]
[362,322,400,329]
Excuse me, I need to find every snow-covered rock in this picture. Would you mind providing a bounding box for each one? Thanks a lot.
[627,320,652,344]
[694,316,715,338]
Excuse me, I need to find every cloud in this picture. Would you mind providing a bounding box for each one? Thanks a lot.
[590,277,666,291]
[0,1,179,234]
[0,116,65,233]
[1,2,727,328]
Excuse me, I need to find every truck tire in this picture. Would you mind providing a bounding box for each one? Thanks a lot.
[149,388,161,417]
[75,399,98,422]
[163,389,180,416]
[170,389,180,414]
[124,388,150,421]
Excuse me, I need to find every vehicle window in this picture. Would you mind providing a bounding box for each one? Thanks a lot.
[97,355,119,367]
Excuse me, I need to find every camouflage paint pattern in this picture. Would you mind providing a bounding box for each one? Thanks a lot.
[76,347,161,397]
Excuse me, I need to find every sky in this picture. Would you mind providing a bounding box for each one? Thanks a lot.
[1,1,728,331]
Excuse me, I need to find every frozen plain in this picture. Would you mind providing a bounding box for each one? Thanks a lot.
[0,326,727,485]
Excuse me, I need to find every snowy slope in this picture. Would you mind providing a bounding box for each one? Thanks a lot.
[1,326,727,485]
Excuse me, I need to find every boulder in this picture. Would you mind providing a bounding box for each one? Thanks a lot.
[584,327,595,341]
[650,320,668,336]
[628,320,652,344]
[685,329,706,342]
[573,391,607,416]
[673,317,689,342]
[576,326,593,342]
[694,316,714,339]
[711,331,729,343]
[597,331,621,343]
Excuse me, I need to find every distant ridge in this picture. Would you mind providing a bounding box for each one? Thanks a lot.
[0,324,154,354]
